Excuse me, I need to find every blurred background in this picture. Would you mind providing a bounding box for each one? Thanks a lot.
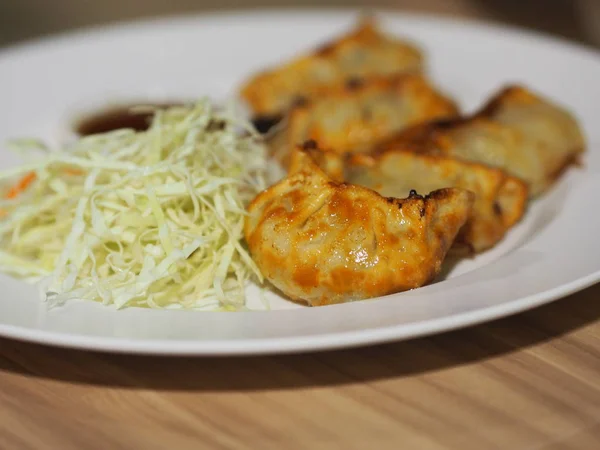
[1,0,600,48]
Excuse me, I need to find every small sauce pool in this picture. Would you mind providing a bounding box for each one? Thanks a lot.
[75,103,181,136]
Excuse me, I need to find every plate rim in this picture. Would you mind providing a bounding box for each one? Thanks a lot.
[0,269,600,357]
[0,270,598,356]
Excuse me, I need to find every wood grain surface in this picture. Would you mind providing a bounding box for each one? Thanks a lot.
[1,1,600,449]
[1,0,599,47]
[0,284,599,449]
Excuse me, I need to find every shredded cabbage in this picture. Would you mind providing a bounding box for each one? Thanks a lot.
[0,99,268,310]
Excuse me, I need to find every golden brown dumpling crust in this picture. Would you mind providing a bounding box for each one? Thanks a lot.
[244,148,474,306]
[347,151,528,253]
[378,85,585,196]
[270,74,458,167]
[239,18,423,119]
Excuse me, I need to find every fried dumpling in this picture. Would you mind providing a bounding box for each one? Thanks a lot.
[244,146,474,306]
[269,74,458,168]
[379,85,585,196]
[240,18,423,128]
[347,150,528,253]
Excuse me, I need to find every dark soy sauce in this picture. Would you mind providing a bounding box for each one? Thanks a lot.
[75,103,181,136]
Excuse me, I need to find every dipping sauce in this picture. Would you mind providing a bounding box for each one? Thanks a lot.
[75,103,181,136]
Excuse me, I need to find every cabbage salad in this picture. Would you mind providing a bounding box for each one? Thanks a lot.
[0,100,269,310]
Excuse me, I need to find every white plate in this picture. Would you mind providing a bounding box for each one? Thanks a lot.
[1,9,599,355]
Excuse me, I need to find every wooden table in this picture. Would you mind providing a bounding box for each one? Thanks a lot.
[0,283,599,449]
[1,2,600,449]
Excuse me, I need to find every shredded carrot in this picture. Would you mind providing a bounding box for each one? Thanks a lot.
[64,168,83,176]
[5,172,37,199]
[2,167,82,203]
